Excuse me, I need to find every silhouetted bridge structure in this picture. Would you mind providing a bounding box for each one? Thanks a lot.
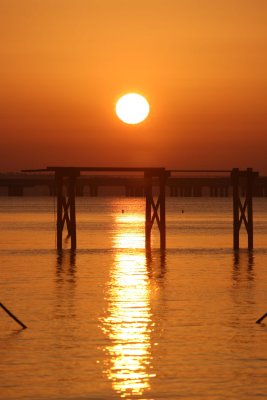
[1,173,267,197]
[20,166,260,252]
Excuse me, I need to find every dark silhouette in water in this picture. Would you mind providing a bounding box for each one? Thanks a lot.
[22,166,258,252]
[256,312,267,324]
[231,168,258,250]
[0,302,27,329]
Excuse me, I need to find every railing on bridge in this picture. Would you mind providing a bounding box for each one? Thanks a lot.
[1,172,267,197]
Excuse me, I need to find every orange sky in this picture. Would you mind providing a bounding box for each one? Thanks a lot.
[1,0,267,173]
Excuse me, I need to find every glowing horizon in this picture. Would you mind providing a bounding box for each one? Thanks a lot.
[0,1,266,172]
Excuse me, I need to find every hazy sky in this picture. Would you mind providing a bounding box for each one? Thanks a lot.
[1,0,267,172]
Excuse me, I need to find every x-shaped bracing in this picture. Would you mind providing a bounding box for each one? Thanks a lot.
[62,197,72,237]
[238,198,249,232]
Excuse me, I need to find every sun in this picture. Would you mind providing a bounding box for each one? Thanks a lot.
[115,93,150,124]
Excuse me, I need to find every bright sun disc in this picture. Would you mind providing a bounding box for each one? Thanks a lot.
[116,93,150,124]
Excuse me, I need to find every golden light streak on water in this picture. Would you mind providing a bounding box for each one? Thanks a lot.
[102,213,155,398]
[2,198,267,399]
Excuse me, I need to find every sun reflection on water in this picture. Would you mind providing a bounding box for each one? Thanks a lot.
[102,213,155,398]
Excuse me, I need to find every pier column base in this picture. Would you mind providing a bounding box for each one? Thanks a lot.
[145,169,169,251]
[231,168,258,250]
[56,171,79,250]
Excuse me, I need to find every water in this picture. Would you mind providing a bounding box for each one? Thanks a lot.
[1,197,267,400]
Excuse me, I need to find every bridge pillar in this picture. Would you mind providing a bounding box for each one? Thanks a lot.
[76,182,84,196]
[231,168,258,250]
[145,169,169,250]
[210,186,214,197]
[8,185,24,196]
[193,186,202,197]
[49,183,56,196]
[125,185,132,197]
[184,186,192,197]
[56,171,79,250]
[173,186,178,196]
[90,185,98,196]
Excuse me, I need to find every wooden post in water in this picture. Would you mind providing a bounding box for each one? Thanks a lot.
[25,166,168,251]
[247,168,254,250]
[56,169,79,250]
[159,170,166,250]
[68,175,77,250]
[231,168,258,250]
[144,171,152,250]
[144,169,168,250]
[56,172,63,250]
[232,168,240,250]
[0,302,27,329]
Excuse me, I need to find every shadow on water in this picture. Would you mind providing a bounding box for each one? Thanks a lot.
[146,248,167,282]
[232,250,255,284]
[56,249,76,281]
[54,250,77,319]
[230,250,256,331]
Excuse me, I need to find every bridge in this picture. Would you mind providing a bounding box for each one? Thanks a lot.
[20,167,259,252]
[1,172,267,197]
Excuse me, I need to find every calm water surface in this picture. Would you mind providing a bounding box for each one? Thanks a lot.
[1,197,267,400]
